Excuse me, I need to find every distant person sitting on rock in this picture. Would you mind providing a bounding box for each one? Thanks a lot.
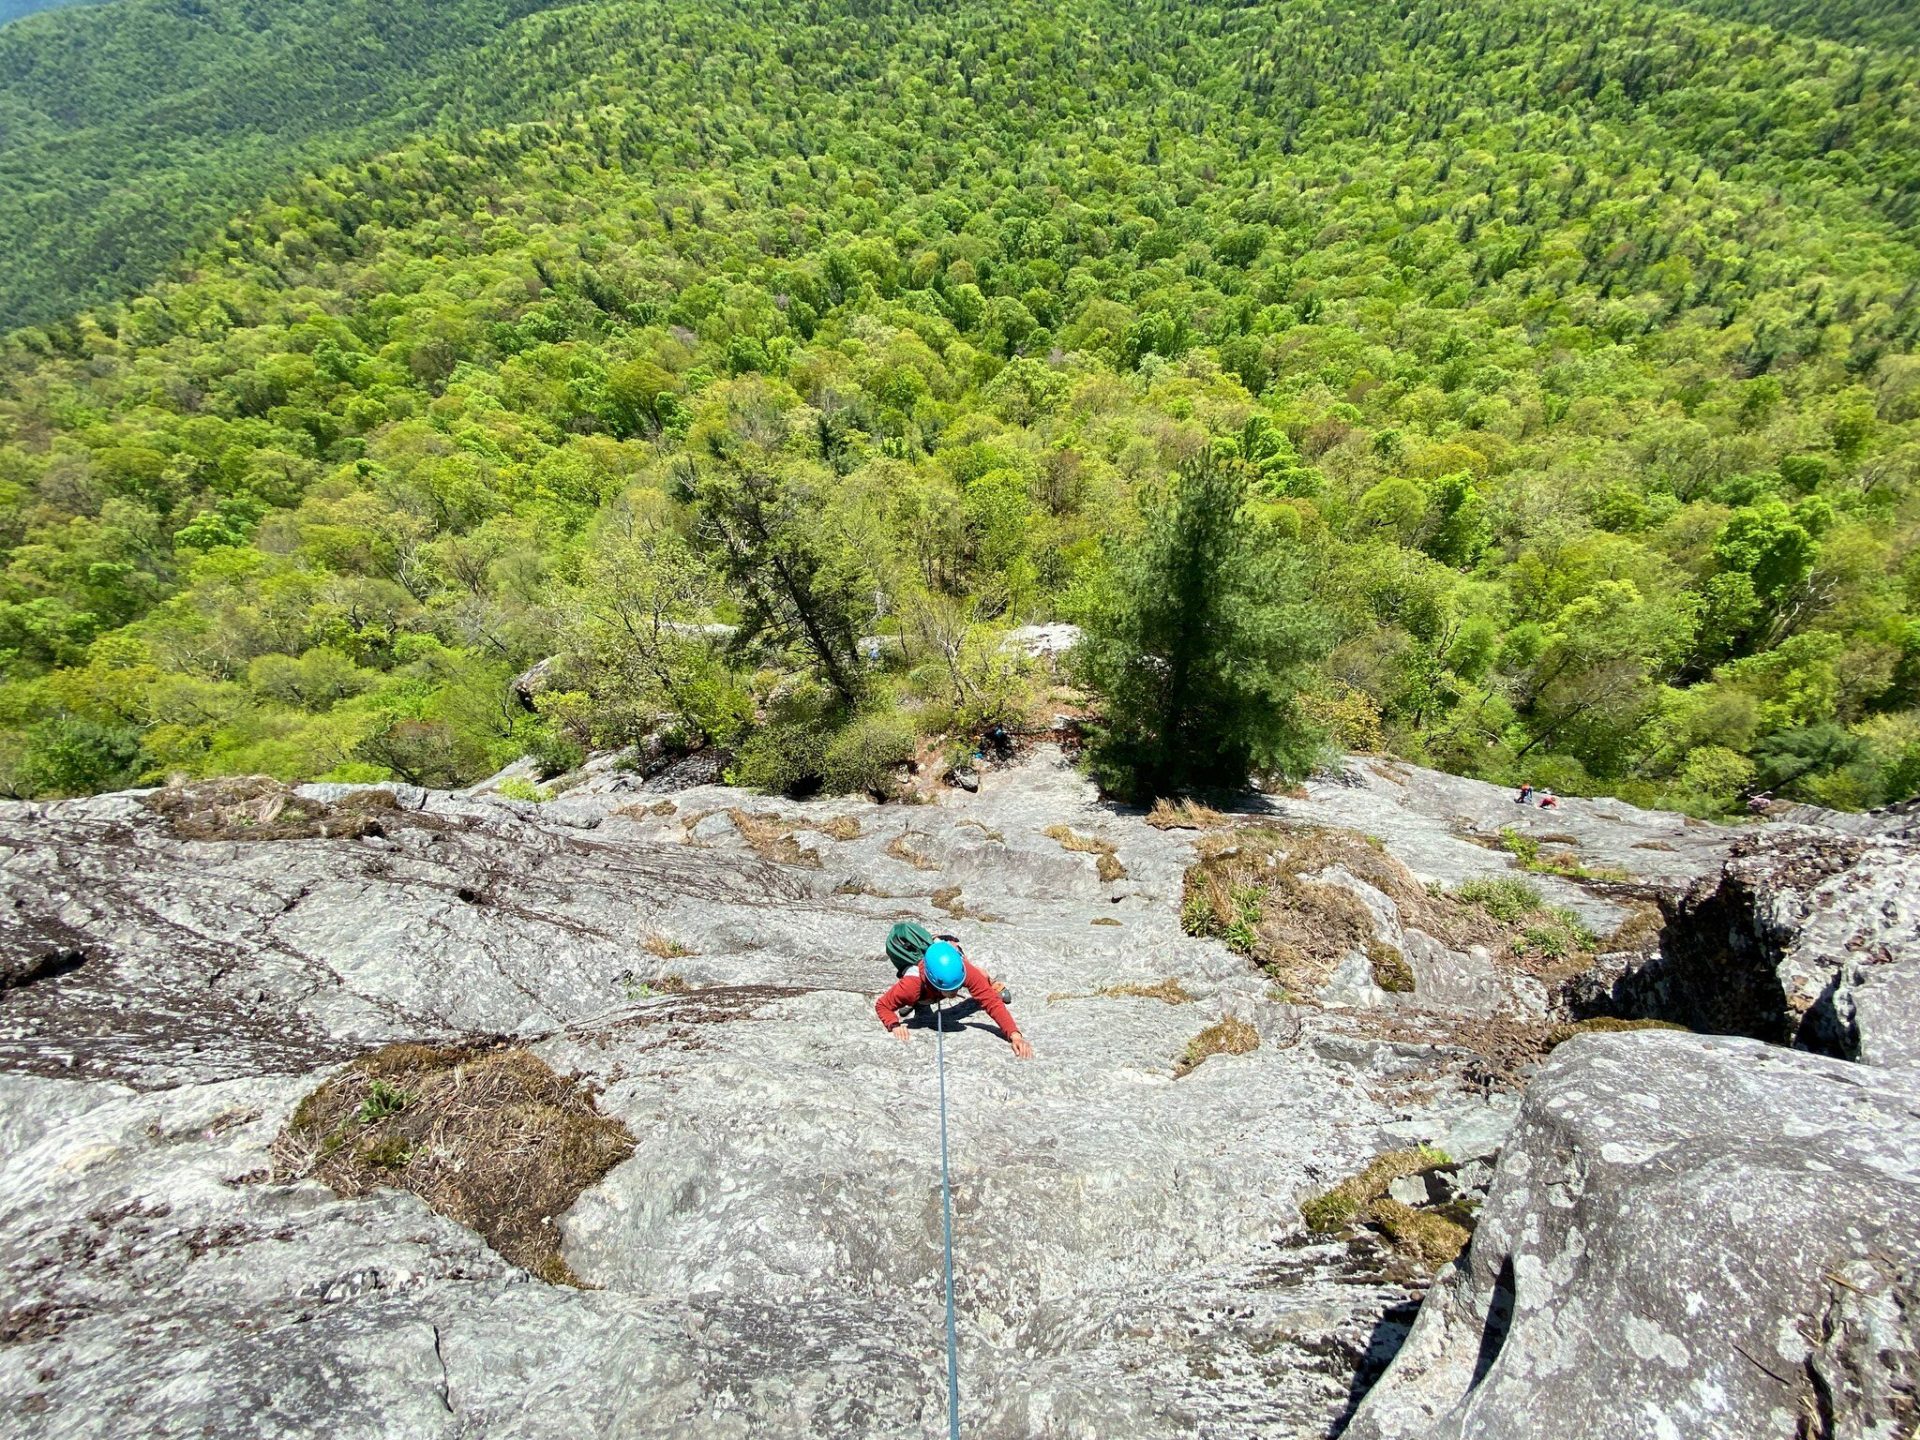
[1515,783,1534,804]
[877,938,1034,1059]
[1538,789,1561,809]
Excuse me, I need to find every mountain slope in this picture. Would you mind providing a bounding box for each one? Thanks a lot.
[0,0,571,327]
[0,0,1916,818]
[0,0,99,25]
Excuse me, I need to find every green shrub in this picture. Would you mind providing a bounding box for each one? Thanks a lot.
[496,776,550,803]
[526,727,586,780]
[1496,827,1541,866]
[730,718,831,794]
[821,709,915,795]
[1455,875,1544,923]
[8,718,146,798]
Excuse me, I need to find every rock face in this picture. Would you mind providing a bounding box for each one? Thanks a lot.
[1350,819,1920,1440]
[1572,826,1920,1069]
[0,748,1901,1440]
[1345,1033,1920,1440]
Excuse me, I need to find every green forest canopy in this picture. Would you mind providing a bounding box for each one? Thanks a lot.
[0,0,1917,812]
[0,0,575,327]
[0,1,99,26]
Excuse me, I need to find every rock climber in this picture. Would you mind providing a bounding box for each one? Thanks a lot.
[1538,788,1561,809]
[877,937,1034,1059]
[1515,782,1534,804]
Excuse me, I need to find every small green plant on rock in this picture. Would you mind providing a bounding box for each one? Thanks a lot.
[356,1079,411,1124]
[1517,907,1598,960]
[1496,827,1541,867]
[496,776,550,803]
[1219,885,1265,952]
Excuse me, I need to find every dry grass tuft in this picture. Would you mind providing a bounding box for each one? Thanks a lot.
[1049,977,1196,1006]
[1180,824,1558,997]
[144,777,397,842]
[809,815,862,842]
[1042,824,1126,880]
[729,809,822,868]
[930,886,1000,923]
[1100,978,1195,1005]
[885,833,939,871]
[642,933,694,960]
[1174,1013,1260,1076]
[1091,917,1122,927]
[1042,823,1116,853]
[1147,797,1229,830]
[275,1043,636,1286]
[1370,1198,1472,1268]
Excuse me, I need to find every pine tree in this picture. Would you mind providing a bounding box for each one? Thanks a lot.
[1075,450,1330,800]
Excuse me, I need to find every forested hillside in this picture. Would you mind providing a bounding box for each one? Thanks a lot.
[1,0,1917,812]
[1656,0,1920,50]
[0,0,569,326]
[0,1,98,26]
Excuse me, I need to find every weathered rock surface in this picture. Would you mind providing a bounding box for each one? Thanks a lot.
[0,749,1901,1439]
[1261,757,1733,934]
[1346,1031,1920,1440]
[1572,825,1920,1069]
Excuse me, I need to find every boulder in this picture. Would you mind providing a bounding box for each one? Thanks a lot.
[1345,1031,1920,1440]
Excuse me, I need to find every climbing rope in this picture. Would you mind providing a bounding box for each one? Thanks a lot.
[936,1000,962,1440]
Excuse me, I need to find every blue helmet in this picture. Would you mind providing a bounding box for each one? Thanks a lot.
[923,941,965,993]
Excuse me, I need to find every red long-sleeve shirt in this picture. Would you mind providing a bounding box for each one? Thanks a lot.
[876,958,1020,1038]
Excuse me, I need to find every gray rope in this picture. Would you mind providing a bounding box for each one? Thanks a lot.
[936,1000,961,1440]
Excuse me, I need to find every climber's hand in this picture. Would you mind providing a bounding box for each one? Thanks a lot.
[891,1025,913,1045]
[1009,1032,1035,1060]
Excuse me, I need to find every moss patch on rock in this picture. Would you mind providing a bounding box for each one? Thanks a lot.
[1546,1016,1689,1050]
[275,1043,636,1286]
[1368,940,1415,993]
[1174,1014,1259,1076]
[1300,1144,1469,1271]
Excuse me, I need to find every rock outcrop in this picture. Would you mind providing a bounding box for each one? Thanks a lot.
[0,749,1906,1439]
[1570,826,1920,1068]
[1349,819,1920,1440]
[1345,1032,1920,1440]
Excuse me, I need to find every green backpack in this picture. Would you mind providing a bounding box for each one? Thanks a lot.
[885,921,935,978]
